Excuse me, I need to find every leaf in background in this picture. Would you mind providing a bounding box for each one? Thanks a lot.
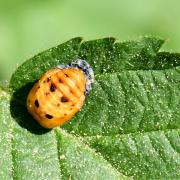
[0,36,179,179]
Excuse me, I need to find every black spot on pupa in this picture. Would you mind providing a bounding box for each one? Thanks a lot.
[61,96,69,102]
[47,77,51,82]
[38,86,40,88]
[43,80,46,83]
[34,100,39,108]
[45,92,50,96]
[64,113,67,116]
[45,114,53,119]
[57,103,60,107]
[64,73,69,77]
[59,79,63,83]
[50,83,56,92]
[70,90,73,94]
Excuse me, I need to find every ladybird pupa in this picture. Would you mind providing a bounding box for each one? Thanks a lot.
[26,59,94,129]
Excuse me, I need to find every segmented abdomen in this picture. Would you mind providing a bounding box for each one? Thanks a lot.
[27,68,86,128]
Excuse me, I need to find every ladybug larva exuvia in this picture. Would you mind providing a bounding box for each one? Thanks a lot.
[26,59,94,129]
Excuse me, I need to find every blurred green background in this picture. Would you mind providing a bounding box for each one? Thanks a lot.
[1,0,180,80]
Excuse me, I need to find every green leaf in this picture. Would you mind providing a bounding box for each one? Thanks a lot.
[83,129,180,179]
[1,36,179,179]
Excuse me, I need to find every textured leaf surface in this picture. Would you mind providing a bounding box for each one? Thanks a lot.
[0,37,180,179]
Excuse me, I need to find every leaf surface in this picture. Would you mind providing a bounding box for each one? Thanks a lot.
[0,36,179,179]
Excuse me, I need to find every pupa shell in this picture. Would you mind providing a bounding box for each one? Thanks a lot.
[26,59,94,129]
